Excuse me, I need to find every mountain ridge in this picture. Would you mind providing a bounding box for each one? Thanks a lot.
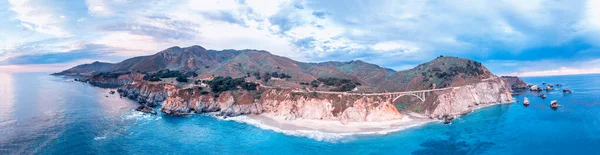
[56,45,495,93]
[55,45,515,123]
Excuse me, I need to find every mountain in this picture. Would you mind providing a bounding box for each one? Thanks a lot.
[54,61,114,75]
[56,45,492,93]
[56,45,516,123]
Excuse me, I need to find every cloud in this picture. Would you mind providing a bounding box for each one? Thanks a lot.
[99,15,200,41]
[0,44,113,65]
[2,0,600,75]
[0,38,86,61]
[8,0,71,37]
[371,41,420,53]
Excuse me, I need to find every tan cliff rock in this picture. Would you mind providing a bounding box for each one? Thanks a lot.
[259,89,402,124]
[428,77,513,118]
[120,77,512,124]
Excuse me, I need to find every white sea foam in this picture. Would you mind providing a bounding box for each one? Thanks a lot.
[94,136,107,140]
[123,111,162,121]
[220,115,435,142]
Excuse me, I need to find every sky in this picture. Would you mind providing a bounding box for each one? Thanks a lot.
[1,0,600,76]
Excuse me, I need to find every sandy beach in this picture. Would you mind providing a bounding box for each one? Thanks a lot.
[243,114,436,134]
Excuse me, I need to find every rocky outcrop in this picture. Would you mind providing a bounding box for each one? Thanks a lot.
[550,100,559,109]
[159,88,401,123]
[501,76,529,90]
[160,89,262,117]
[117,82,174,107]
[428,77,513,118]
[530,85,542,91]
[136,105,157,114]
[260,90,402,124]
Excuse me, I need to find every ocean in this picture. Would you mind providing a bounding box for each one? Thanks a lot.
[1,72,599,154]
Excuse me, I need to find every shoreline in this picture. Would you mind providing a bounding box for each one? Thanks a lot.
[248,114,435,134]
[219,101,514,141]
[221,113,437,141]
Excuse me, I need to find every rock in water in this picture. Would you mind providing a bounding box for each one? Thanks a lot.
[545,85,554,91]
[550,100,559,110]
[523,97,530,106]
[539,94,547,99]
[136,105,157,115]
[563,89,572,94]
[530,85,542,91]
[443,115,454,124]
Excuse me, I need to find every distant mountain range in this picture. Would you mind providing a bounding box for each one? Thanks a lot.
[56,45,494,92]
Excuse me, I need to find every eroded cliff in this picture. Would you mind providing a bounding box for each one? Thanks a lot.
[118,76,512,123]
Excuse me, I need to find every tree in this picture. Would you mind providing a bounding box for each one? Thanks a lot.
[148,76,161,82]
[310,80,320,87]
[241,82,258,91]
[176,76,188,83]
[262,73,271,82]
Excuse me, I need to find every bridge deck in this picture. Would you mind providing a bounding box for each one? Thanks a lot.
[291,87,457,96]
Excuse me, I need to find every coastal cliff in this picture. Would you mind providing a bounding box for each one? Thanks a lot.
[56,45,516,124]
[118,77,512,124]
[428,77,513,118]
[501,76,529,90]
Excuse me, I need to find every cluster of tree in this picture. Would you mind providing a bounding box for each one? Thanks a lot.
[316,77,361,92]
[176,76,189,83]
[204,76,259,94]
[142,69,198,83]
[271,72,292,79]
[317,77,360,86]
[92,71,131,79]
[421,60,485,80]
[250,71,292,82]
[299,80,322,87]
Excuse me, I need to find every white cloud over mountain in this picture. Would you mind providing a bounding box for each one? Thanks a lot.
[1,0,600,76]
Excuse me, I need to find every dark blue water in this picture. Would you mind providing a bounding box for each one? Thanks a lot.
[1,73,599,154]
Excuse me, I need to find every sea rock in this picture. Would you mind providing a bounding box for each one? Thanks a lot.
[545,85,554,91]
[135,105,157,115]
[530,85,542,91]
[563,89,572,94]
[556,84,563,87]
[550,100,559,109]
[443,115,454,124]
[539,94,547,99]
[523,97,530,106]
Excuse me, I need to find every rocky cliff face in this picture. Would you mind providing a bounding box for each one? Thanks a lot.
[259,89,402,124]
[121,77,511,123]
[501,76,529,90]
[117,82,174,107]
[156,87,401,124]
[428,77,513,118]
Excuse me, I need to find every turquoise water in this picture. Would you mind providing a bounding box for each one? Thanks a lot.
[1,73,600,154]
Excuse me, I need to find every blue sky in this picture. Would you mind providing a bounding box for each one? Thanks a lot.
[1,0,600,76]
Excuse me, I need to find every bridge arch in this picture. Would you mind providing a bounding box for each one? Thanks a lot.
[391,93,426,103]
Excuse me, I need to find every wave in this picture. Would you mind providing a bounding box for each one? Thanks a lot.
[209,114,435,142]
[122,111,162,121]
[94,136,107,141]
